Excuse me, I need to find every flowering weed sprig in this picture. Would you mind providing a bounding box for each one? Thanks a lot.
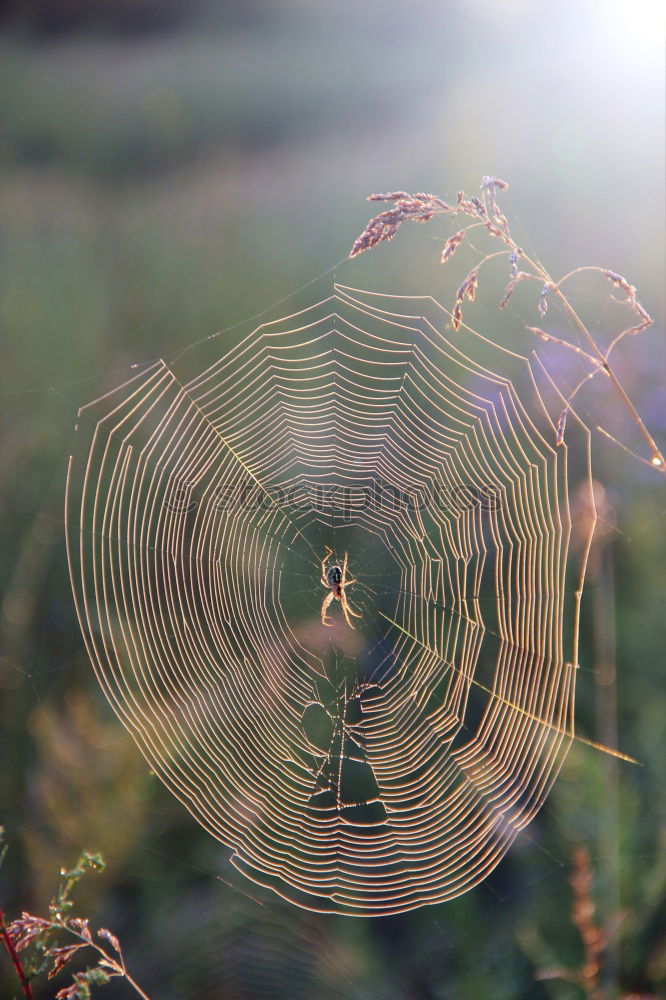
[351,176,664,471]
[1,833,151,1000]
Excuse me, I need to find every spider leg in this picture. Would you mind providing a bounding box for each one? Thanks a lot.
[340,594,355,630]
[341,555,360,591]
[321,590,335,627]
[320,546,333,587]
[347,599,363,619]
[340,590,362,628]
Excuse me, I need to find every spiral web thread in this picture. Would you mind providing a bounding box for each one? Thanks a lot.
[65,283,594,916]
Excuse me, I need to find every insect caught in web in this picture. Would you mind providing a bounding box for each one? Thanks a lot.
[320,546,362,630]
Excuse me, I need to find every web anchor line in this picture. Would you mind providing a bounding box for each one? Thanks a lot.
[378,611,639,766]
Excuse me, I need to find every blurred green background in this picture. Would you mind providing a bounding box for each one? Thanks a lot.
[0,1,664,997]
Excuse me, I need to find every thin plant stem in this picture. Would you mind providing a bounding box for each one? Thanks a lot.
[534,263,664,468]
[475,192,664,469]
[57,926,153,1000]
[0,908,33,1000]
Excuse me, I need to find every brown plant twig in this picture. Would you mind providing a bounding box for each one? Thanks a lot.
[350,177,664,471]
[570,845,605,1000]
[1,907,33,1000]
[535,846,620,1000]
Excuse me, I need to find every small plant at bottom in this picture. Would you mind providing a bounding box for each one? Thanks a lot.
[1,832,151,1000]
[534,845,660,1000]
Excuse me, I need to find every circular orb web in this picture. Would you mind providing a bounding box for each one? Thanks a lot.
[66,285,591,916]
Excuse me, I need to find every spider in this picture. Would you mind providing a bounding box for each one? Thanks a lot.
[320,546,362,630]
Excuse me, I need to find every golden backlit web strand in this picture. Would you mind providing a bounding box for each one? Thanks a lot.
[65,284,596,916]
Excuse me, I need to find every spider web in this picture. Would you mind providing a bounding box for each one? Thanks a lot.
[64,282,594,916]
